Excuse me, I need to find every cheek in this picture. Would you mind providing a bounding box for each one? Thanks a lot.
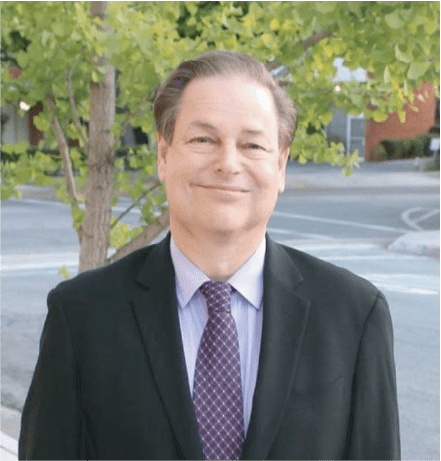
[248,168,281,212]
[252,161,281,191]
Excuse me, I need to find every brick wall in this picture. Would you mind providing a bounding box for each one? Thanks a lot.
[365,82,436,161]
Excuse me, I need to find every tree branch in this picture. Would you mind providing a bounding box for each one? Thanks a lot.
[46,92,78,204]
[300,29,332,50]
[106,208,170,264]
[110,180,161,230]
[66,65,89,150]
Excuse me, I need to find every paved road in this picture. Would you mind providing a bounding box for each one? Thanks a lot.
[2,178,439,460]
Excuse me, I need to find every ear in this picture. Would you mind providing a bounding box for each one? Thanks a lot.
[157,133,169,182]
[278,146,290,194]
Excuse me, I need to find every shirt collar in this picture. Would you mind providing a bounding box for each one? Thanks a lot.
[170,237,266,310]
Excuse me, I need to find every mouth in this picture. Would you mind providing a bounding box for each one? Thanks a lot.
[195,184,250,193]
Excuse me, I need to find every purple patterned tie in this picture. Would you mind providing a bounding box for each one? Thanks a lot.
[193,281,244,460]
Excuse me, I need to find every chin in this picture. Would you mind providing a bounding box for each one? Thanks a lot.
[202,221,244,235]
[201,216,264,238]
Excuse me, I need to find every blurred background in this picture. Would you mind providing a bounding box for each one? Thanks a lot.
[1,2,439,459]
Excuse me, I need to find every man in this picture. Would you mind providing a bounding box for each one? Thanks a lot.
[19,50,400,460]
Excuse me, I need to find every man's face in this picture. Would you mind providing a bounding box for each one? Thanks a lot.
[157,75,289,240]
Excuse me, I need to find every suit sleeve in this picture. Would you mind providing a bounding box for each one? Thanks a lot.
[19,289,84,460]
[345,291,401,460]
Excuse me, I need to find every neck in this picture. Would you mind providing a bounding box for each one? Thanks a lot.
[170,224,266,282]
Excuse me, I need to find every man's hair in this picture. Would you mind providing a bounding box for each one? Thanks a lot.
[153,50,298,149]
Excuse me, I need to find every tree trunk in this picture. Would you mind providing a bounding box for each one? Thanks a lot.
[79,1,115,272]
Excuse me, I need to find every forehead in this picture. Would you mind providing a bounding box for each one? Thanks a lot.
[176,76,278,131]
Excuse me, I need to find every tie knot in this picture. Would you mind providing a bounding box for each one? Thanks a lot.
[200,281,233,315]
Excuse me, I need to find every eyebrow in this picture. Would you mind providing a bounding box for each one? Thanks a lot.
[188,121,217,131]
[188,120,267,137]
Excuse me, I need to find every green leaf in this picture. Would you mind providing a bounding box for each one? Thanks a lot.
[395,44,413,63]
[385,10,404,29]
[316,2,336,14]
[52,23,65,36]
[41,30,51,46]
[58,266,71,279]
[407,61,430,80]
[71,204,85,230]
[33,113,51,132]
[14,141,30,154]
[91,70,100,83]
[269,18,280,31]
[424,20,438,36]
[384,66,392,83]
[281,44,304,62]
[342,167,352,177]
[261,33,271,46]
[373,111,389,123]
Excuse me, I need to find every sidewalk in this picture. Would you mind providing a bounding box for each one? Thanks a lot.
[1,407,20,460]
[3,159,439,459]
[284,157,440,190]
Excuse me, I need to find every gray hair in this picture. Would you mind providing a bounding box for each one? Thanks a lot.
[153,50,297,149]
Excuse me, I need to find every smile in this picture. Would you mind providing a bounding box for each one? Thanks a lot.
[195,184,250,193]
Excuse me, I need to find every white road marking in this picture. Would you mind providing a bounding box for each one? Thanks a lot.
[12,198,69,208]
[283,242,379,252]
[13,198,142,216]
[272,210,408,233]
[2,262,78,272]
[1,447,18,461]
[0,430,18,459]
[401,207,425,231]
[1,253,79,274]
[413,209,440,224]
[267,227,334,240]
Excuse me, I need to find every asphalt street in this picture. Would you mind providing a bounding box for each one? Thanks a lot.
[1,161,439,460]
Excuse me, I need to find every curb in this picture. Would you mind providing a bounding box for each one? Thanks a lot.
[388,231,440,257]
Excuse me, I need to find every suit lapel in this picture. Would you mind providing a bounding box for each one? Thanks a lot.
[241,236,311,460]
[130,235,204,460]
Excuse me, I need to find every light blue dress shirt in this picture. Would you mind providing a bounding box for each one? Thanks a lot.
[170,237,265,435]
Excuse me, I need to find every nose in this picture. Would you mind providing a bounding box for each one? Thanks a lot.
[214,141,241,176]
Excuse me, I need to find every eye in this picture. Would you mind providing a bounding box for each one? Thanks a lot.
[191,137,213,144]
[244,143,266,151]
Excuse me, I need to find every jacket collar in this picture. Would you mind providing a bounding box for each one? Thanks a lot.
[132,234,204,459]
[241,235,311,459]
[131,234,310,460]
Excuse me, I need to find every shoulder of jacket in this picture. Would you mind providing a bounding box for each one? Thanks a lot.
[49,243,156,300]
[277,241,379,296]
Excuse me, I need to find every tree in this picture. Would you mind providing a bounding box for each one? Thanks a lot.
[2,1,439,272]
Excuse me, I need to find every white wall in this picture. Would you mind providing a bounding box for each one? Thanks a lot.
[1,103,29,144]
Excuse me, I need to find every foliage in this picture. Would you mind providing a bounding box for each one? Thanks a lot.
[381,134,432,160]
[1,1,440,268]
[369,144,388,162]
[1,143,59,198]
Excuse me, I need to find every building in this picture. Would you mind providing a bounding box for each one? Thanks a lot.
[325,58,436,161]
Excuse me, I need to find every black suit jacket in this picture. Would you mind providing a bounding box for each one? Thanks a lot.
[19,234,400,460]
